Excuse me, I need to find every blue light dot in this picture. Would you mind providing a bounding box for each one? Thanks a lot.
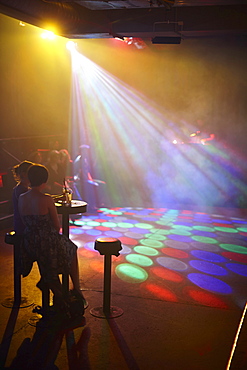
[188,273,232,294]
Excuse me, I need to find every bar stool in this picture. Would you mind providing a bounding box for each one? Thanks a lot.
[90,237,123,319]
[1,231,33,309]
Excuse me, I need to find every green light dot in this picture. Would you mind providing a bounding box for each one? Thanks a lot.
[156,220,173,226]
[73,220,85,226]
[214,227,238,233]
[193,225,215,232]
[172,225,192,231]
[140,239,164,248]
[99,208,122,215]
[86,221,100,227]
[135,223,153,229]
[134,246,159,256]
[101,222,117,228]
[237,227,247,233]
[117,222,134,228]
[219,244,247,254]
[191,235,218,244]
[145,233,168,240]
[115,263,148,283]
[126,254,153,267]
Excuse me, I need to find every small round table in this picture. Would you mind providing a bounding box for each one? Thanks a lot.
[55,200,87,238]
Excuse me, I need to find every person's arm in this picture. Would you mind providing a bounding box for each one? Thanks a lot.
[46,195,60,232]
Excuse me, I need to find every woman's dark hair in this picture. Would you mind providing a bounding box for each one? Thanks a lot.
[28,164,49,187]
[12,160,33,182]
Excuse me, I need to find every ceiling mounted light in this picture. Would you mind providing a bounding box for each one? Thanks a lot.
[152,36,181,44]
[40,30,56,40]
[66,40,77,51]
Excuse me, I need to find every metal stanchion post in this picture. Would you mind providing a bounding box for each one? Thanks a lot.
[90,237,123,319]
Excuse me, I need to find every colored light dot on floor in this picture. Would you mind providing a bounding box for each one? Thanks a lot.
[192,235,218,244]
[161,248,189,259]
[214,227,238,233]
[116,222,134,228]
[69,228,84,235]
[115,263,148,283]
[188,273,232,294]
[191,250,227,263]
[125,231,143,239]
[73,220,86,226]
[226,263,247,277]
[237,227,247,233]
[156,220,173,226]
[189,260,228,276]
[145,233,168,240]
[135,223,153,229]
[193,225,215,232]
[150,266,184,283]
[172,224,192,230]
[157,257,188,271]
[222,251,247,263]
[183,286,228,309]
[191,241,220,252]
[170,228,191,236]
[120,245,132,254]
[134,246,159,256]
[126,254,153,267]
[219,244,247,254]
[140,239,164,248]
[85,229,102,236]
[86,221,101,227]
[101,222,117,228]
[165,240,190,250]
[105,230,122,238]
[145,283,178,302]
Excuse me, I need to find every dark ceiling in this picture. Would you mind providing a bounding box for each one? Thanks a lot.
[0,0,247,40]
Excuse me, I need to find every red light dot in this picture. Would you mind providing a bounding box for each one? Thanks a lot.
[145,283,178,302]
[150,266,184,283]
[161,247,189,259]
[184,286,228,308]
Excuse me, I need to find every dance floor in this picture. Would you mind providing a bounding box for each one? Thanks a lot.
[0,206,247,369]
[70,206,247,311]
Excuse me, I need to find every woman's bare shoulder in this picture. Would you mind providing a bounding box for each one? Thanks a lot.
[43,193,55,204]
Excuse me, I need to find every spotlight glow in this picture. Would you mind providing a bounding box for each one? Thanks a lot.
[66,40,77,51]
[41,30,56,40]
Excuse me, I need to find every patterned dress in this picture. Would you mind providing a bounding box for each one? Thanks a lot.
[21,214,77,283]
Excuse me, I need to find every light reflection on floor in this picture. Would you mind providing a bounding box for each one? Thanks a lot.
[69,207,247,310]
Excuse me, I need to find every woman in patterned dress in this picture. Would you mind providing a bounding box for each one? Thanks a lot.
[18,164,84,302]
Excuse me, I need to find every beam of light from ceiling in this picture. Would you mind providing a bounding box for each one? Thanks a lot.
[68,46,247,209]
